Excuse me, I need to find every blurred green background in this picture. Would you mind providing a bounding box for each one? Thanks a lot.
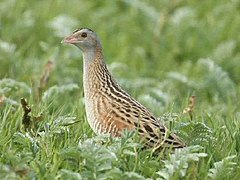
[1,0,240,179]
[1,0,239,112]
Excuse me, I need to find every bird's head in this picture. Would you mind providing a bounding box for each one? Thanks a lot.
[62,28,101,51]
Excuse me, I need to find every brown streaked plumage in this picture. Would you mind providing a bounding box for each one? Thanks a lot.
[62,28,186,149]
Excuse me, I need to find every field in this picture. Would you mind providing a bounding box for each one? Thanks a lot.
[0,0,240,179]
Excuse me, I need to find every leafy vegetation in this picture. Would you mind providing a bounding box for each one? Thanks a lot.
[0,0,240,179]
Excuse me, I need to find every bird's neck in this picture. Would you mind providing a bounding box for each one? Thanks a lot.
[82,45,111,97]
[82,44,104,68]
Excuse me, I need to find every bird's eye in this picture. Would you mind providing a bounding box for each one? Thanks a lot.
[81,32,87,38]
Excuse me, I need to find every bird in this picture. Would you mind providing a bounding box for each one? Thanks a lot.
[62,28,186,149]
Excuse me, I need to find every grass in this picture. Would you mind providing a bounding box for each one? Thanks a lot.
[0,0,240,179]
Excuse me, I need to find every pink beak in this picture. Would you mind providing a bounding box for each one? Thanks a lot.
[61,35,79,44]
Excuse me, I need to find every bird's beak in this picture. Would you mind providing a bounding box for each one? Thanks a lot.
[61,34,79,44]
